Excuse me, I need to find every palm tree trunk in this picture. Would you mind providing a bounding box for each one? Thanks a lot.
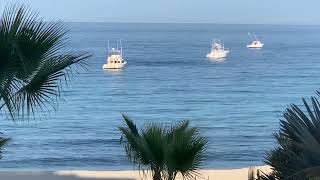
[167,171,176,180]
[153,172,162,180]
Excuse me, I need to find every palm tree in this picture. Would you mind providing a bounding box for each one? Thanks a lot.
[261,94,320,180]
[166,121,207,180]
[0,136,10,159]
[248,167,277,180]
[0,4,91,156]
[119,115,207,180]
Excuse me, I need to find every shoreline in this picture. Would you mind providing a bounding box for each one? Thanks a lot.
[0,166,271,180]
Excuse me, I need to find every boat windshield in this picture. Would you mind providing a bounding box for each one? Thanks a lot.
[213,43,222,50]
[108,48,121,56]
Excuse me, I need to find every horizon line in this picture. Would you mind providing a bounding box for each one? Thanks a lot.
[59,21,320,26]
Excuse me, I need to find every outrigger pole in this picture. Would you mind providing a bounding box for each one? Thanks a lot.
[248,32,254,41]
[253,33,258,41]
[120,39,123,56]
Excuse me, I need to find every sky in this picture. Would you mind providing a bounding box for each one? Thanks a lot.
[0,0,319,25]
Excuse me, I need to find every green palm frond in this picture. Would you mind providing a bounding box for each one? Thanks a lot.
[257,170,278,180]
[166,121,207,180]
[0,136,10,159]
[119,116,207,180]
[122,114,139,136]
[120,119,166,180]
[265,96,320,180]
[142,124,167,168]
[0,4,91,119]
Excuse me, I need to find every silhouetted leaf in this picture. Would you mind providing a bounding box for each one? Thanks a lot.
[0,4,91,119]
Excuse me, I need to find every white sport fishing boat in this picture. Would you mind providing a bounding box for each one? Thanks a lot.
[247,33,264,49]
[206,40,229,59]
[102,40,127,69]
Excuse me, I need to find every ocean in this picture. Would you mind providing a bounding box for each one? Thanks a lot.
[1,23,320,170]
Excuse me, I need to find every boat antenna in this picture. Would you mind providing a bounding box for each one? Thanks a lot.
[211,39,215,50]
[253,33,258,41]
[107,40,110,51]
[248,32,254,41]
[117,41,119,50]
[120,39,123,56]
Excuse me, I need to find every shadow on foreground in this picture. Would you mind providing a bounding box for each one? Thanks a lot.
[0,172,135,180]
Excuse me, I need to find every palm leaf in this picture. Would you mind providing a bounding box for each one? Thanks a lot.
[265,96,320,179]
[119,116,207,180]
[0,4,91,119]
[0,136,10,159]
[166,121,207,180]
[122,114,139,136]
[119,117,165,180]
[248,167,255,180]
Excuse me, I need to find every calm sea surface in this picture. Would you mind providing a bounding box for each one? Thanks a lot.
[1,23,320,170]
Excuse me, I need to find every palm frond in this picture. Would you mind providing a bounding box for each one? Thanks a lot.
[257,170,278,180]
[0,136,10,159]
[122,114,139,136]
[248,167,256,180]
[119,117,164,180]
[142,124,167,169]
[0,4,91,119]
[166,121,207,180]
[119,116,207,180]
[265,96,320,179]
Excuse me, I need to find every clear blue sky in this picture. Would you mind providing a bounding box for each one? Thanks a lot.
[0,0,319,24]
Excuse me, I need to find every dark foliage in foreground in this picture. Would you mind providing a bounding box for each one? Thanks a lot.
[119,115,208,180]
[259,94,320,180]
[0,4,91,155]
[0,4,91,119]
[248,167,277,180]
[0,136,10,159]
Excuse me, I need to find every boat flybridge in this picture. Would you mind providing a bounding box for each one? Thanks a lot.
[247,33,264,49]
[102,40,127,69]
[206,40,229,59]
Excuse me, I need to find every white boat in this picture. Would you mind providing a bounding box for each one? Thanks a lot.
[102,40,127,69]
[206,40,229,59]
[247,33,264,48]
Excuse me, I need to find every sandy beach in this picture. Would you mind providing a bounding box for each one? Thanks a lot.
[0,166,270,180]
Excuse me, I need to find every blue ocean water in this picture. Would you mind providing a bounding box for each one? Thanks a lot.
[1,23,320,170]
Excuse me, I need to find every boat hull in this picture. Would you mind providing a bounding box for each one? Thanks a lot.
[247,44,264,48]
[206,51,229,59]
[103,62,127,69]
